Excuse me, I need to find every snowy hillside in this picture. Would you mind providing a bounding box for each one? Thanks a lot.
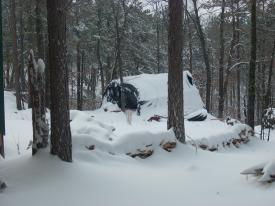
[1,91,275,206]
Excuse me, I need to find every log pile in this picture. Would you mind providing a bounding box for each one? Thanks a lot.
[198,128,251,152]
[127,140,177,159]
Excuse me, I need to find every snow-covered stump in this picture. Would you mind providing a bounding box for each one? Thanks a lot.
[28,50,49,155]
[241,159,275,183]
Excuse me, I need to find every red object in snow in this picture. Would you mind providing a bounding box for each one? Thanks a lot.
[147,115,167,122]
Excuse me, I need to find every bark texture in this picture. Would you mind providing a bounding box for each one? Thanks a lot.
[10,0,22,110]
[28,51,49,155]
[167,0,185,143]
[218,0,225,119]
[247,0,257,129]
[192,0,211,112]
[47,0,72,162]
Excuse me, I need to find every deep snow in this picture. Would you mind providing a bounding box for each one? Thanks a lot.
[0,91,275,206]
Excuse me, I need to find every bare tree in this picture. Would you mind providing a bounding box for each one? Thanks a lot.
[191,0,211,112]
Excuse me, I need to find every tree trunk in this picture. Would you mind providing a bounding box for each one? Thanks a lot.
[247,0,257,129]
[264,40,275,109]
[218,0,226,119]
[167,0,185,143]
[36,0,44,59]
[156,2,161,73]
[45,45,51,108]
[80,50,84,107]
[76,41,82,110]
[112,2,126,111]
[19,1,26,94]
[187,14,193,73]
[105,55,111,85]
[10,0,22,110]
[5,48,11,88]
[47,0,72,162]
[0,0,5,157]
[96,2,105,99]
[28,51,49,155]
[192,0,211,112]
[223,6,237,117]
[236,0,241,120]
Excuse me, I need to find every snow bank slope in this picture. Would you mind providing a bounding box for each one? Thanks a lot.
[1,92,275,206]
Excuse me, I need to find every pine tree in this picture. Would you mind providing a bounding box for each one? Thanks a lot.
[218,0,225,119]
[47,0,72,162]
[247,0,257,129]
[167,0,185,143]
[10,0,22,110]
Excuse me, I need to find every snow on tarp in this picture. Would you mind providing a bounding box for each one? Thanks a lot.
[124,71,205,116]
[102,71,207,120]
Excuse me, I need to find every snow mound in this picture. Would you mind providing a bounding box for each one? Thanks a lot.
[191,123,252,150]
[70,110,176,160]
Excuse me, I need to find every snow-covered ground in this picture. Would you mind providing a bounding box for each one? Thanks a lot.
[1,91,275,206]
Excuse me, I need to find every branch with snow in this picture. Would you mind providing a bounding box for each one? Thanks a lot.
[241,159,275,183]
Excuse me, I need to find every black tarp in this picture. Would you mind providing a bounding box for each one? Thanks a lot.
[104,82,139,110]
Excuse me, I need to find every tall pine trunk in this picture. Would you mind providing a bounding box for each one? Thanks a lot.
[167,0,185,143]
[19,1,25,94]
[47,0,72,162]
[10,0,22,110]
[36,0,44,59]
[236,0,241,120]
[247,0,257,129]
[96,1,104,98]
[218,0,226,119]
[155,2,161,74]
[76,41,82,110]
[264,40,275,109]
